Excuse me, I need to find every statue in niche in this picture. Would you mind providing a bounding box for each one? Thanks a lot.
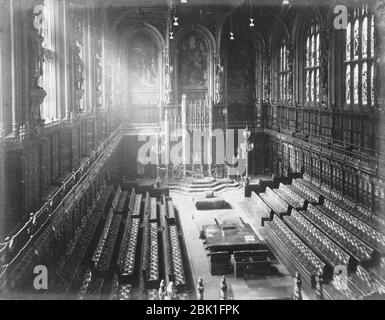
[179,35,208,88]
[115,60,123,106]
[73,41,85,91]
[215,64,224,104]
[130,34,158,88]
[263,63,270,101]
[30,29,44,88]
[95,40,103,108]
[72,15,85,100]
[164,64,174,104]
[29,7,47,129]
[287,43,294,103]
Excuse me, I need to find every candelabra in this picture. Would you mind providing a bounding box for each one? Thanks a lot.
[240,126,254,180]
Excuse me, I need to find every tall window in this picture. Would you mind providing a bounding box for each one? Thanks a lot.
[344,5,375,108]
[40,0,58,123]
[304,18,320,103]
[279,40,289,102]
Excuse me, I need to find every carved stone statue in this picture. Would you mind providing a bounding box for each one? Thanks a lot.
[30,29,44,89]
[215,65,224,104]
[74,41,85,91]
[287,43,294,104]
[95,43,103,108]
[164,64,174,105]
[72,15,85,113]
[29,16,46,128]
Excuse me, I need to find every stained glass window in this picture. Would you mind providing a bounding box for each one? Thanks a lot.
[346,65,351,103]
[344,5,375,108]
[304,17,320,103]
[279,40,289,102]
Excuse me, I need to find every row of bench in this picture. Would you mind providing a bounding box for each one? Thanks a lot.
[285,210,350,271]
[298,178,385,232]
[117,189,141,280]
[259,187,290,219]
[162,196,186,289]
[319,199,385,254]
[54,185,114,293]
[274,184,306,210]
[305,204,374,264]
[142,192,161,285]
[247,177,385,297]
[265,216,326,286]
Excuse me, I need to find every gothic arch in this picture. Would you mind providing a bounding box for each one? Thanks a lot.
[174,24,216,53]
[269,18,291,103]
[174,25,216,100]
[292,7,324,105]
[118,24,165,105]
[119,23,166,52]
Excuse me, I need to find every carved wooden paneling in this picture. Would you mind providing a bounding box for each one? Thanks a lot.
[86,119,94,155]
[72,126,80,168]
[23,149,40,215]
[61,129,72,173]
[52,133,60,180]
[41,138,50,192]
[357,173,372,208]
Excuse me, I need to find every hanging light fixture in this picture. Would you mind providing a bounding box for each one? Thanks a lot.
[173,2,179,26]
[170,32,174,40]
[282,0,290,7]
[230,17,234,40]
[249,0,254,27]
[230,32,234,40]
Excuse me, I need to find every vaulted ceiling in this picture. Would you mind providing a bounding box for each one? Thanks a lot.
[97,0,288,40]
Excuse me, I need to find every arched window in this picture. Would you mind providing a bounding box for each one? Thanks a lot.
[304,17,320,103]
[40,0,58,123]
[278,39,289,102]
[344,5,375,108]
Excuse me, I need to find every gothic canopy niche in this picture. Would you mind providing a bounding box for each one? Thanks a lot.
[127,29,162,105]
[178,30,211,100]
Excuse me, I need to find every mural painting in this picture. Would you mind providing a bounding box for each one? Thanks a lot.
[228,41,254,90]
[179,34,208,89]
[129,33,159,89]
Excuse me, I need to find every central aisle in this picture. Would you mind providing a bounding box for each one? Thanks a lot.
[171,189,310,300]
